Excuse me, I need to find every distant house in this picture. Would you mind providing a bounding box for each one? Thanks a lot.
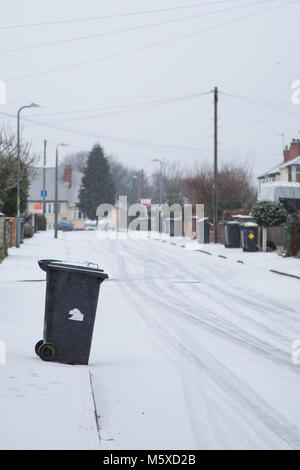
[258,139,300,213]
[28,165,85,230]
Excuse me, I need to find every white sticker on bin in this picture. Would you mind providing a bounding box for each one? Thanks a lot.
[68,308,84,322]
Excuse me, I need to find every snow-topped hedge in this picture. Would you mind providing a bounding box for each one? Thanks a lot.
[251,200,288,227]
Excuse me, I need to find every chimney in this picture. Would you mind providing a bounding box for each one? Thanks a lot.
[290,139,300,160]
[63,165,72,188]
[283,139,300,163]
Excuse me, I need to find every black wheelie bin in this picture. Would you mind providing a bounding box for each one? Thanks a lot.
[225,222,241,248]
[241,223,259,252]
[35,259,108,365]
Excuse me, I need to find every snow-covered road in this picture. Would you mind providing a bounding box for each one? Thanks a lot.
[1,230,300,449]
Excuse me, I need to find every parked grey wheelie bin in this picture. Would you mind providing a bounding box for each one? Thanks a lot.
[241,223,258,252]
[35,259,108,365]
[225,222,241,248]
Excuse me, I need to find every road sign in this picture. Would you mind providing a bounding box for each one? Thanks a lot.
[40,190,48,197]
[33,204,43,214]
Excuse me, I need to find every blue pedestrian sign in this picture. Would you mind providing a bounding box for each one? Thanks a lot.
[41,190,48,197]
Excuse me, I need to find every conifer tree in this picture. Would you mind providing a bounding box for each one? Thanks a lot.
[78,144,116,220]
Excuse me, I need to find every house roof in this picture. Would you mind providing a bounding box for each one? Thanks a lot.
[28,167,83,206]
[281,155,300,168]
[258,155,300,179]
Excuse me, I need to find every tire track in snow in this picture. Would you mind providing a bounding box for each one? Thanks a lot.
[85,235,297,370]
[157,242,300,320]
[107,243,300,449]
[127,239,300,338]
[114,239,298,358]
[76,234,300,449]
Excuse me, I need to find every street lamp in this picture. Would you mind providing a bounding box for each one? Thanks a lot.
[133,170,145,203]
[16,103,40,247]
[54,143,69,239]
[151,159,164,205]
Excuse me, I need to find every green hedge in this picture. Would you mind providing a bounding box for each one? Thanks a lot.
[252,200,288,227]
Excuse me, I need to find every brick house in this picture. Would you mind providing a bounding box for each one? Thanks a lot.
[258,139,300,212]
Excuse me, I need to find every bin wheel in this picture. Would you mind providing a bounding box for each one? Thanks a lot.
[35,340,44,356]
[38,342,56,362]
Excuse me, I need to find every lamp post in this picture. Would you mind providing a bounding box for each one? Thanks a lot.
[151,158,164,205]
[16,103,40,247]
[54,143,69,239]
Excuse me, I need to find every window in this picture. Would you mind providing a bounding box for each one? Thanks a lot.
[47,203,61,214]
[73,208,83,219]
[296,167,300,183]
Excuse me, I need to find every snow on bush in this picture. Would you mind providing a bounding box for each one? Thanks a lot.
[252,200,288,227]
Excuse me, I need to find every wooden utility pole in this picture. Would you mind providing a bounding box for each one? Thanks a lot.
[213,86,218,243]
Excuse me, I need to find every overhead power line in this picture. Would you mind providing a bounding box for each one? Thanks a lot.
[0,1,243,30]
[1,113,209,153]
[6,0,299,82]
[6,93,194,104]
[29,92,212,124]
[0,0,280,55]
[0,109,281,159]
[0,91,212,152]
[221,91,300,117]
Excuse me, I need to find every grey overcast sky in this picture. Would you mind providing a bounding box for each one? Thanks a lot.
[1,0,300,179]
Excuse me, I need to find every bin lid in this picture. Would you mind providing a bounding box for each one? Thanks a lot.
[243,222,258,227]
[38,259,108,279]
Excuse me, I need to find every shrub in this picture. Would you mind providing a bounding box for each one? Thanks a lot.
[252,200,288,227]
[24,223,33,238]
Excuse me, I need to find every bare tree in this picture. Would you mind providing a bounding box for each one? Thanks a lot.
[149,160,186,205]
[0,124,40,215]
[61,151,88,172]
[183,162,256,218]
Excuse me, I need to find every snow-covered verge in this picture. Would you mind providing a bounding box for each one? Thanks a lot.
[0,233,100,450]
[175,237,300,278]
